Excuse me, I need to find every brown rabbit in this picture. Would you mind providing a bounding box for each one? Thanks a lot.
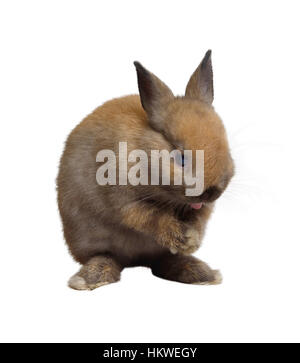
[57,50,234,290]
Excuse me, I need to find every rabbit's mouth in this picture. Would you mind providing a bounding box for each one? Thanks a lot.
[189,203,203,210]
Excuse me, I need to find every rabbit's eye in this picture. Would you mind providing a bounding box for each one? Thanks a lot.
[175,152,185,167]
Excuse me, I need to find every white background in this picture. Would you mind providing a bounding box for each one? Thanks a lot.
[0,0,299,343]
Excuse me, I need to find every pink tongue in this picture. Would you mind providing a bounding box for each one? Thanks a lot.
[190,203,203,210]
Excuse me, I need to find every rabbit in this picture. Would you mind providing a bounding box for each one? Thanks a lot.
[57,50,234,290]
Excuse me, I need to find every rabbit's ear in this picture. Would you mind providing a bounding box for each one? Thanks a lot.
[134,61,174,125]
[185,50,214,105]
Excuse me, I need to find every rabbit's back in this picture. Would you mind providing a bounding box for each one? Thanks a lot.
[57,94,148,200]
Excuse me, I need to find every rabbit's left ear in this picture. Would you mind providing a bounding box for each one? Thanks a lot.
[185,50,214,105]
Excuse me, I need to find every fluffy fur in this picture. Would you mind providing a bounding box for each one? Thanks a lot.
[57,50,234,290]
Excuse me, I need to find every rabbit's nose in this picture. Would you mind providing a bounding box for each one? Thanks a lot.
[200,186,222,203]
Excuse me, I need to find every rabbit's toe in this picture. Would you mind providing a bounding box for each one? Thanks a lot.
[191,269,223,285]
[68,274,110,290]
[184,228,201,253]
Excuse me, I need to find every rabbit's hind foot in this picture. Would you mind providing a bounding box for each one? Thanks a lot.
[68,255,122,291]
[152,254,222,285]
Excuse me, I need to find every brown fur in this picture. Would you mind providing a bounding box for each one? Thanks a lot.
[57,51,234,289]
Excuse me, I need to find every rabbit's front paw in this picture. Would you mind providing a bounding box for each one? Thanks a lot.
[157,220,185,253]
[157,217,201,255]
[158,227,201,255]
[169,227,201,255]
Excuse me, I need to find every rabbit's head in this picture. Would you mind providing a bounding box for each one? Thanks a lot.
[133,51,234,209]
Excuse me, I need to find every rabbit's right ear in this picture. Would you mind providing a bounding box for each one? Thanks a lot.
[134,62,174,130]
